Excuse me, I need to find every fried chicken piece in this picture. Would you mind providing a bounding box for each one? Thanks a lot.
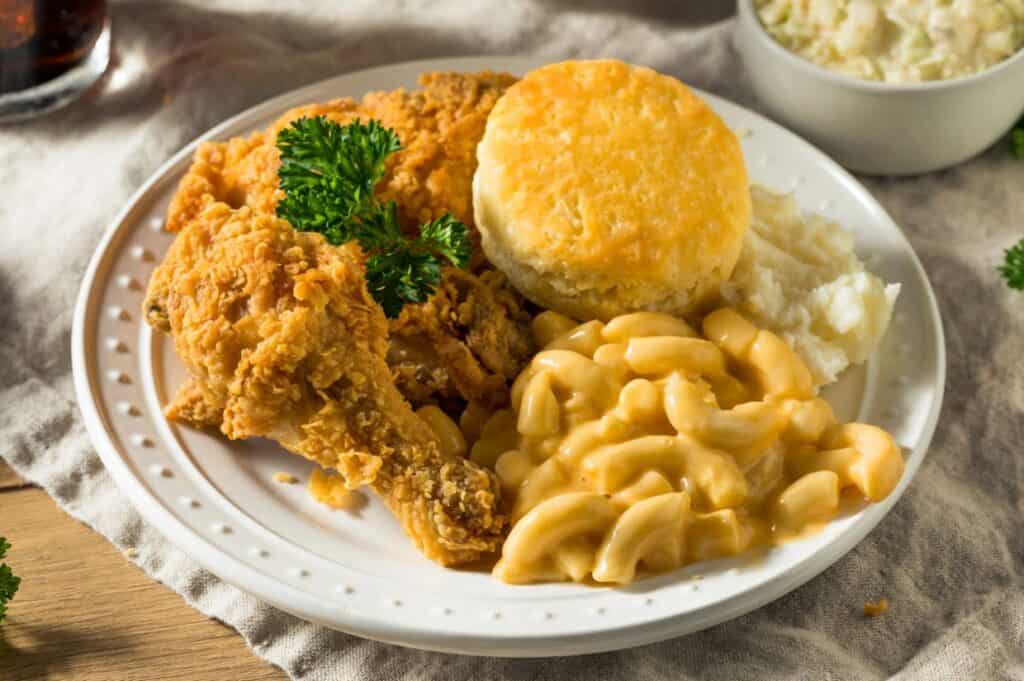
[164,71,534,409]
[389,269,534,409]
[145,201,506,565]
[167,71,517,248]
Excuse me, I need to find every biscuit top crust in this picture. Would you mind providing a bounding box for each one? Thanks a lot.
[475,59,750,302]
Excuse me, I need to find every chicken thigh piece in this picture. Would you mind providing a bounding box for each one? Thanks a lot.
[144,200,506,565]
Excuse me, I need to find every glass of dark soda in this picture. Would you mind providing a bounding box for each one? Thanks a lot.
[0,0,109,121]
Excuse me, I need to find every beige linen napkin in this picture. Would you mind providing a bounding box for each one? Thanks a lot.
[2,1,1021,679]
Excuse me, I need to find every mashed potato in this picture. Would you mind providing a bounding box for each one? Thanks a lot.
[721,186,899,385]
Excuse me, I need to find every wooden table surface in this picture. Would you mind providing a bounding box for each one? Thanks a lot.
[0,459,287,681]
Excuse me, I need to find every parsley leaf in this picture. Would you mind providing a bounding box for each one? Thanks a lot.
[419,213,473,269]
[1011,117,1024,159]
[366,250,443,319]
[276,117,402,248]
[999,238,1024,290]
[276,117,471,317]
[0,537,20,624]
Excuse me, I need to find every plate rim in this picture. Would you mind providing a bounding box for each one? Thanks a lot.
[71,55,946,657]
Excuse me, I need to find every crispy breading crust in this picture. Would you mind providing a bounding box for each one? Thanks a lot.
[389,268,534,408]
[146,202,505,564]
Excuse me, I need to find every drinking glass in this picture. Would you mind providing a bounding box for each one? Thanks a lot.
[0,0,109,121]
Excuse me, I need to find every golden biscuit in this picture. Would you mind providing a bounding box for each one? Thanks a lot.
[474,59,751,320]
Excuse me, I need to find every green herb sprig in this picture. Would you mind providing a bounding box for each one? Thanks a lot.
[999,238,1024,290]
[1010,117,1024,159]
[0,537,20,623]
[276,117,471,317]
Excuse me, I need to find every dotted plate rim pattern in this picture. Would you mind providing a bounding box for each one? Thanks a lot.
[71,56,945,657]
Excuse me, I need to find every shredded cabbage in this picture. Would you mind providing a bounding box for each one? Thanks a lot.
[756,0,1024,82]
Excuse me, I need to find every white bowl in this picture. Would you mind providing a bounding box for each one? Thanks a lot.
[734,0,1024,175]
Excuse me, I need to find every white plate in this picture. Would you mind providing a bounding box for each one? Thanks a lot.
[72,57,944,657]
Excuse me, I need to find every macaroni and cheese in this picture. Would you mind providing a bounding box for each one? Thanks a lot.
[469,308,903,584]
[756,0,1024,83]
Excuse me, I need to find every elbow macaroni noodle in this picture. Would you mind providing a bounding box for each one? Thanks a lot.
[468,308,904,584]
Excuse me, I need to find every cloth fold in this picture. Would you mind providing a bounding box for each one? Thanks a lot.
[2,1,1022,679]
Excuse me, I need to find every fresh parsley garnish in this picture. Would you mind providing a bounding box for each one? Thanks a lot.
[1011,117,1024,159]
[999,238,1024,290]
[418,213,473,270]
[0,537,20,623]
[276,116,471,317]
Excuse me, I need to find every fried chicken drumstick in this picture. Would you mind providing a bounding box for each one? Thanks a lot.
[146,204,505,564]
[144,72,535,566]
